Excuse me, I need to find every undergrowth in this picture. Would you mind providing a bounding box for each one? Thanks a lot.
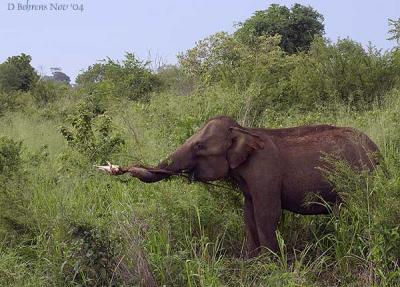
[0,89,400,286]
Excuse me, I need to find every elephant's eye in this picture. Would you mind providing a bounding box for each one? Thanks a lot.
[194,142,206,151]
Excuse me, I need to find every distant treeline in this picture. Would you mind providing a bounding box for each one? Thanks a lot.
[1,4,399,118]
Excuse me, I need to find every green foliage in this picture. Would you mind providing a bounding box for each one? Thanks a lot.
[179,32,399,116]
[31,79,69,107]
[157,64,195,96]
[51,70,71,84]
[235,3,324,53]
[0,92,16,116]
[289,38,398,108]
[388,18,400,46]
[2,4,400,286]
[76,53,161,101]
[62,224,120,286]
[1,83,400,286]
[0,53,39,92]
[313,155,400,285]
[178,32,292,93]
[0,136,22,178]
[0,137,39,255]
[178,32,237,84]
[59,97,125,163]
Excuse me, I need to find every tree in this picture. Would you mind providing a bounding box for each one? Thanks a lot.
[388,18,400,46]
[177,32,239,81]
[50,67,71,84]
[234,3,324,54]
[0,53,39,92]
[76,53,161,101]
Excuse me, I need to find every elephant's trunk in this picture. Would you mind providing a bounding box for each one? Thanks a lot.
[119,166,174,183]
[120,145,193,183]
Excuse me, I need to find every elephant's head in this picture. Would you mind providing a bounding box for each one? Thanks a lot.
[100,116,265,182]
[152,116,265,182]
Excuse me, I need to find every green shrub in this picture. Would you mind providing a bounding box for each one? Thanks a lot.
[0,90,33,117]
[62,224,121,286]
[289,38,398,109]
[315,156,400,284]
[0,53,39,93]
[156,64,195,96]
[0,92,15,116]
[0,136,22,178]
[76,53,161,101]
[0,137,38,247]
[31,80,69,107]
[179,29,399,113]
[59,97,125,163]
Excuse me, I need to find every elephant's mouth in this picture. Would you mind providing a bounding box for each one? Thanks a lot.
[189,170,197,182]
[188,169,197,183]
[182,168,198,183]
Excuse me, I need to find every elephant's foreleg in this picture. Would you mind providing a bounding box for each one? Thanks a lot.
[251,181,282,253]
[244,196,260,257]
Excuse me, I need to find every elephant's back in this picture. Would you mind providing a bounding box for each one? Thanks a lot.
[262,124,339,138]
[269,125,379,170]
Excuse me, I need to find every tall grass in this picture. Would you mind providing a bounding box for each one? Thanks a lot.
[1,88,400,286]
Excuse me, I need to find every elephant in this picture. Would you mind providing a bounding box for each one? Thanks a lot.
[98,116,380,256]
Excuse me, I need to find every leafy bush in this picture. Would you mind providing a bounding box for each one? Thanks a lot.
[0,53,38,93]
[0,92,16,116]
[0,136,37,247]
[289,38,398,108]
[156,64,194,96]
[76,53,161,101]
[31,80,69,107]
[62,224,121,286]
[179,32,399,115]
[178,32,293,91]
[313,155,400,284]
[59,97,125,163]
[0,136,22,178]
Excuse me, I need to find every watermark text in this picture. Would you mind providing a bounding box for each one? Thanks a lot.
[7,0,84,12]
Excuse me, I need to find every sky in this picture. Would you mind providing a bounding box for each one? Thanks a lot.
[1,0,399,81]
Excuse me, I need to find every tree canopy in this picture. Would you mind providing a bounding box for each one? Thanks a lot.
[76,53,161,101]
[0,53,38,92]
[388,18,400,46]
[234,3,324,54]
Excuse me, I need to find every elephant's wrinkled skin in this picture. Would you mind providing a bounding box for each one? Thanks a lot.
[107,116,379,256]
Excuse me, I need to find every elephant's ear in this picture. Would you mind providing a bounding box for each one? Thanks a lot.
[227,127,264,169]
